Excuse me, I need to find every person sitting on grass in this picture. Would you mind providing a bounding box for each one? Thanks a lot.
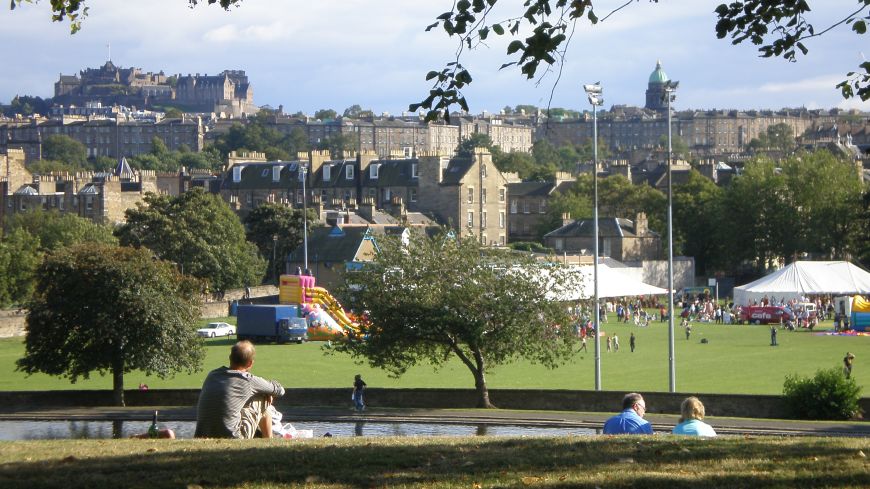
[672,396,717,437]
[194,340,285,439]
[602,393,653,435]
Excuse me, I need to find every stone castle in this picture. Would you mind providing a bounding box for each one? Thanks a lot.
[54,61,256,116]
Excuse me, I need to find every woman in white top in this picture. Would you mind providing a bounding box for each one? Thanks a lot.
[672,396,717,437]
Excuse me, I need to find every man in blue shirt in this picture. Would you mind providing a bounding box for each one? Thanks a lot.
[602,392,653,434]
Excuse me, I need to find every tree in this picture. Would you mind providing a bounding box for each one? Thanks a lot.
[457,133,494,156]
[3,95,51,117]
[41,134,88,167]
[334,230,579,408]
[16,243,204,406]
[0,228,41,307]
[5,209,117,252]
[314,108,338,121]
[317,133,358,158]
[343,104,365,118]
[672,170,725,275]
[243,203,315,282]
[116,188,266,292]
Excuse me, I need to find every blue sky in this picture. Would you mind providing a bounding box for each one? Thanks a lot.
[2,0,867,115]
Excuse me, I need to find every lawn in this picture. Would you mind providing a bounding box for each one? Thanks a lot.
[0,435,868,489]
[0,314,866,395]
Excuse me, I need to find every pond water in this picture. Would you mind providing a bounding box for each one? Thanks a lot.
[0,420,597,440]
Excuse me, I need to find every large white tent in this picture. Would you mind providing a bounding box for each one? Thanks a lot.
[549,264,668,301]
[733,261,870,305]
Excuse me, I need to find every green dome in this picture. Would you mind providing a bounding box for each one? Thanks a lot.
[648,60,669,85]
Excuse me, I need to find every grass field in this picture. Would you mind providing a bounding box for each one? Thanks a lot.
[0,314,866,395]
[0,435,868,489]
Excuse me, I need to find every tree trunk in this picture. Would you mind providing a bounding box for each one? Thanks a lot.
[112,356,125,407]
[472,350,494,409]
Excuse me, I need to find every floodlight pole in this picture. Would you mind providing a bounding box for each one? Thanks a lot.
[584,83,603,391]
[665,81,678,393]
[302,163,309,271]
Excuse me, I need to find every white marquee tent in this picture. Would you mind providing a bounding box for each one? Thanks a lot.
[733,261,870,305]
[548,264,668,301]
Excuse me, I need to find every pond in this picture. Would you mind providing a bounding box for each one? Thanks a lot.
[0,420,597,440]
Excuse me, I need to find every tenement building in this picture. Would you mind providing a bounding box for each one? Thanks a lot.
[220,148,518,245]
[535,61,837,156]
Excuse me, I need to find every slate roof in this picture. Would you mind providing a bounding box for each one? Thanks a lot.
[312,160,357,188]
[287,225,371,263]
[507,181,554,197]
[441,157,475,185]
[78,183,100,195]
[544,218,638,239]
[221,161,307,190]
[13,185,38,196]
[115,156,135,180]
[360,159,419,188]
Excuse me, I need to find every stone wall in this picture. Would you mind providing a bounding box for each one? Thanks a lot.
[2,388,868,420]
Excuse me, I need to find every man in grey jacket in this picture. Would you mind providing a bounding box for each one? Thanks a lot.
[195,340,285,438]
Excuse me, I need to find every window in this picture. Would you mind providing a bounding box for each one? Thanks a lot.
[481,164,487,178]
[261,168,270,177]
[510,199,517,214]
[346,165,354,180]
[85,196,93,211]
[246,193,252,204]
[482,211,487,227]
[467,211,473,227]
[481,189,487,204]
[554,238,564,251]
[523,201,529,214]
[539,199,546,214]
[232,165,243,183]
[59,198,64,211]
[370,163,379,179]
[499,211,505,229]
[409,188,418,202]
[323,164,331,181]
[411,163,418,178]
[272,165,282,182]
[467,187,474,204]
[499,188,505,202]
[499,235,505,246]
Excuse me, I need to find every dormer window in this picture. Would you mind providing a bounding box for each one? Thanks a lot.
[232,165,243,183]
[411,163,418,178]
[346,165,354,180]
[370,163,380,179]
[272,165,282,182]
[323,164,331,181]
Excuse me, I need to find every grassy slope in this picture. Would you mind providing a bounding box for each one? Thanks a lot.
[0,436,868,489]
[0,315,866,394]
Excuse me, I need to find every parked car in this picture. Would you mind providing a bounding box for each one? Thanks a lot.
[196,322,236,338]
[739,306,794,325]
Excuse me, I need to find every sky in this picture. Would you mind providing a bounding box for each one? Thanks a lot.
[1,0,868,116]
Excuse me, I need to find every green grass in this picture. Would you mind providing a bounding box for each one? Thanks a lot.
[0,435,868,489]
[0,315,866,394]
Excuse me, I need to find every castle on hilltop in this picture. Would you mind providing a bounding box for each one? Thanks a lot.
[54,61,257,117]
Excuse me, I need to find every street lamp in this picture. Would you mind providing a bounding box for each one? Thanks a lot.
[583,82,603,391]
[272,234,279,284]
[299,163,309,273]
[663,79,679,393]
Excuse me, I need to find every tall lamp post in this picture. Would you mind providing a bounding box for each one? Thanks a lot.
[664,79,679,393]
[584,82,603,390]
[300,163,309,273]
[272,234,279,284]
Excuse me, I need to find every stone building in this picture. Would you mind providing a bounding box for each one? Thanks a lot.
[459,116,534,153]
[536,61,835,156]
[176,70,256,116]
[220,148,517,245]
[543,213,661,262]
[0,156,160,225]
[506,173,574,242]
[0,117,205,163]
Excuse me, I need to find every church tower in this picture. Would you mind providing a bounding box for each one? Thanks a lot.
[645,60,670,111]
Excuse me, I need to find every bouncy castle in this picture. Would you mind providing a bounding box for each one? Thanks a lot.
[851,295,870,332]
[279,274,360,341]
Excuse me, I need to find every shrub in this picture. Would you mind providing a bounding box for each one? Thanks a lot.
[782,367,862,420]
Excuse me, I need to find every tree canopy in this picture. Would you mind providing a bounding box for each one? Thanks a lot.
[243,203,316,283]
[116,188,266,292]
[333,230,580,408]
[16,243,204,406]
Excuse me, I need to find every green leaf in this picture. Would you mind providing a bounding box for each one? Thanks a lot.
[492,23,505,35]
[853,20,867,34]
[507,40,524,54]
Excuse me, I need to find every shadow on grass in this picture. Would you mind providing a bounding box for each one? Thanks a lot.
[0,436,867,489]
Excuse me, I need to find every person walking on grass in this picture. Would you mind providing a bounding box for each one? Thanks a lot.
[613,334,620,352]
[630,332,636,352]
[770,326,778,346]
[579,336,587,353]
[352,374,367,412]
[606,335,612,352]
[685,323,692,341]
